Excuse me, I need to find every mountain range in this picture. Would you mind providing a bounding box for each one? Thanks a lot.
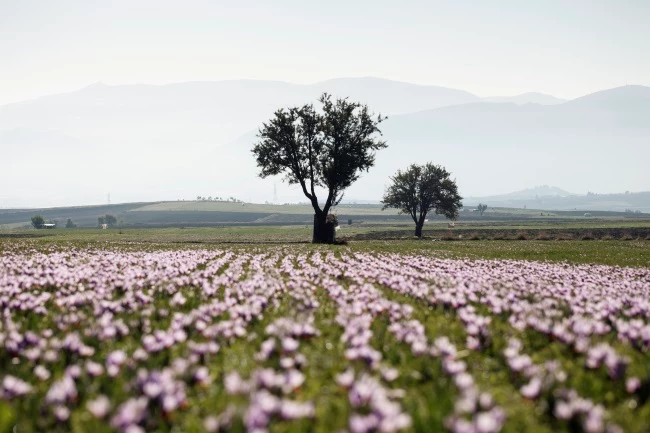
[467,185,574,201]
[1,78,649,208]
[482,93,566,105]
[464,188,650,213]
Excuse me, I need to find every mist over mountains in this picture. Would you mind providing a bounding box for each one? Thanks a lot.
[463,186,650,213]
[1,78,649,208]
[482,93,566,105]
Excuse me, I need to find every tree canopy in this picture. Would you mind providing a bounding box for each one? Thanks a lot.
[382,163,463,237]
[252,93,386,243]
[104,214,117,227]
[31,215,45,229]
[97,214,117,227]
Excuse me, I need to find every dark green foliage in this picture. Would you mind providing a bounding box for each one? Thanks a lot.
[478,203,488,216]
[252,93,386,243]
[382,163,463,237]
[104,214,117,227]
[98,214,117,227]
[30,215,45,229]
[65,218,76,228]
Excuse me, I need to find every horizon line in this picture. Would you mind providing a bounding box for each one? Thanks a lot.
[3,76,648,108]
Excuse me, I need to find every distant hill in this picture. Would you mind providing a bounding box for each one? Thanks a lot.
[466,185,574,201]
[2,198,647,230]
[482,92,566,105]
[560,85,650,111]
[0,202,152,229]
[310,77,479,114]
[0,77,479,146]
[464,190,650,213]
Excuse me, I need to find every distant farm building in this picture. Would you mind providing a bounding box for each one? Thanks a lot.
[43,223,56,229]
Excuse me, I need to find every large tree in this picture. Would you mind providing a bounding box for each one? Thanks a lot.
[253,93,387,243]
[382,163,463,238]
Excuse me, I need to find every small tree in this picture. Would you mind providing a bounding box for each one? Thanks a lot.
[253,93,386,243]
[382,163,462,238]
[477,203,488,216]
[65,218,77,228]
[31,215,45,229]
[98,216,105,227]
[104,214,117,227]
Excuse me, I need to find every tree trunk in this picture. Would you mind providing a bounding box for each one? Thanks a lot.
[414,222,424,238]
[312,214,336,244]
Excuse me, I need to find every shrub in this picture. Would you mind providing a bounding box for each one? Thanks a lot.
[581,232,595,240]
[31,215,45,229]
[104,214,118,227]
[621,232,635,241]
[515,232,528,240]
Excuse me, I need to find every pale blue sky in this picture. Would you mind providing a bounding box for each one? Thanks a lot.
[1,0,648,105]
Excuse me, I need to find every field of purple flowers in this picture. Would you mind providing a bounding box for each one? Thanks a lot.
[1,242,649,433]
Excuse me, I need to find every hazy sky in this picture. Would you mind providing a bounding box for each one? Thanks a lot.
[1,0,648,105]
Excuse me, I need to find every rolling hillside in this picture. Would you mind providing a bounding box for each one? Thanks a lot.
[465,189,650,213]
[2,195,648,230]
